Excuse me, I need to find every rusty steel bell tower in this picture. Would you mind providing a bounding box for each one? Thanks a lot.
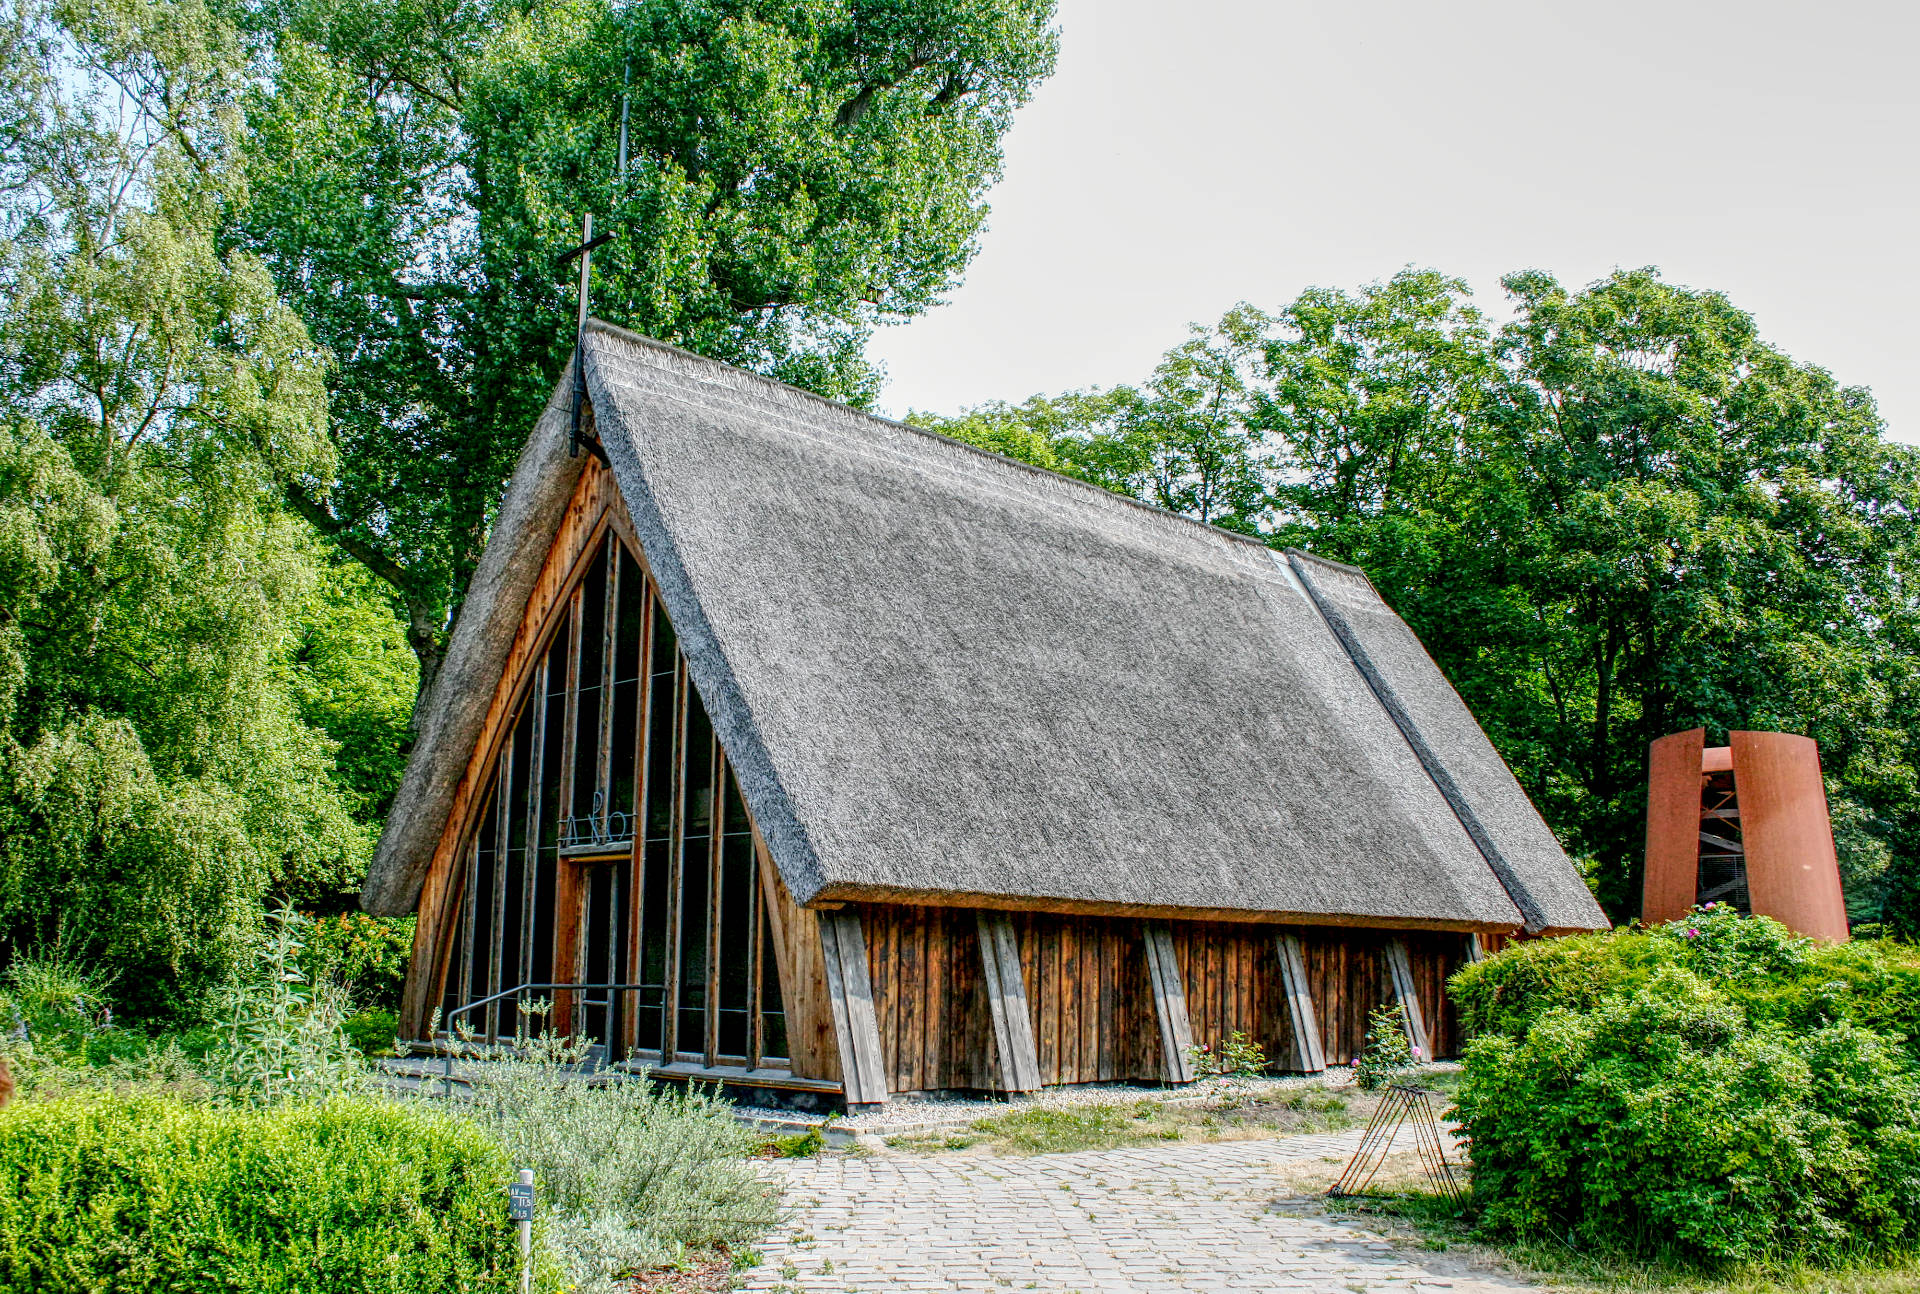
[1642,729,1849,942]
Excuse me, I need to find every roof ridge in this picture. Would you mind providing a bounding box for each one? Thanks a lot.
[582,318,1284,560]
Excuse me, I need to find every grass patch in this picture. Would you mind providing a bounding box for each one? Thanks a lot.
[1308,1158,1920,1294]
[887,1083,1363,1155]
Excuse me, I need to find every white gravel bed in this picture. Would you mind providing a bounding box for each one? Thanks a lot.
[731,1065,1463,1137]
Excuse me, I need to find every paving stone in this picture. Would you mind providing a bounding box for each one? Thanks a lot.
[734,1127,1548,1292]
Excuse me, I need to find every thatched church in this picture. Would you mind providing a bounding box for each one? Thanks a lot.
[360,322,1606,1107]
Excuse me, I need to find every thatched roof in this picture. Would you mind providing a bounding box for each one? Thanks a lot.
[362,323,1606,934]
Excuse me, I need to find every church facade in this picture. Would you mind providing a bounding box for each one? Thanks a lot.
[360,323,1607,1107]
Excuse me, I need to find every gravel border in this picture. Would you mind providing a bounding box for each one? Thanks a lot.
[733,1063,1462,1140]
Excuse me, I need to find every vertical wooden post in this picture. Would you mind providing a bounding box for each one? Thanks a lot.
[1383,937,1432,1060]
[1463,932,1486,964]
[819,908,889,1106]
[1141,922,1196,1084]
[1271,932,1326,1074]
[976,911,1043,1094]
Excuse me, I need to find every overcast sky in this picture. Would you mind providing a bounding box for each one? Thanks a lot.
[868,0,1920,443]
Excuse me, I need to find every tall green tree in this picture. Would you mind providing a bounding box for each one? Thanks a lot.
[917,306,1275,534]
[1480,270,1920,918]
[233,0,1059,701]
[0,0,381,1010]
[930,267,1920,927]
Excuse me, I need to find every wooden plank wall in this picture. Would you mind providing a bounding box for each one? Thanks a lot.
[854,906,1473,1094]
[1015,912,1163,1086]
[861,904,998,1093]
[1171,921,1291,1072]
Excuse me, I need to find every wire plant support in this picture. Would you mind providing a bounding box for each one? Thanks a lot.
[1326,1083,1464,1204]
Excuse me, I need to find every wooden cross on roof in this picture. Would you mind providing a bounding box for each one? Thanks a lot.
[557,212,613,460]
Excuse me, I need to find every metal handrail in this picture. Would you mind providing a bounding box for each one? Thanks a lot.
[437,982,649,1097]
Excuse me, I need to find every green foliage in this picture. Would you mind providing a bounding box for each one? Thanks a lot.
[943,268,1920,924]
[1455,972,1920,1266]
[761,1125,826,1158]
[914,308,1275,533]
[286,561,419,828]
[233,0,1061,694]
[1449,906,1920,1062]
[1186,1028,1270,1080]
[342,1008,397,1056]
[1453,912,1920,1266]
[0,1092,527,1291]
[1353,1003,1418,1090]
[0,0,384,1015]
[444,1019,778,1293]
[300,910,415,1012]
[204,904,364,1105]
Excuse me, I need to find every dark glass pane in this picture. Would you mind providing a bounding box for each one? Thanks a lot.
[636,839,671,1051]
[531,665,563,983]
[677,833,710,1055]
[572,546,609,825]
[507,706,534,855]
[584,864,613,1042]
[614,548,646,684]
[723,764,751,835]
[758,903,787,1064]
[643,669,676,839]
[439,902,467,1027]
[683,692,714,837]
[500,707,534,994]
[467,791,498,1017]
[717,806,753,1058]
[610,859,632,1059]
[538,637,568,852]
[531,849,556,989]
[650,594,676,670]
[609,676,640,840]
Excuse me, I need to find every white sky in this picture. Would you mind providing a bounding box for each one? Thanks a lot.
[868,0,1920,443]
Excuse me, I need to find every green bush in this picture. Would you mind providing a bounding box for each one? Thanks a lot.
[1452,910,1920,1267]
[1456,969,1920,1265]
[1451,906,1920,1058]
[1353,1003,1418,1090]
[0,1093,528,1292]
[344,1008,399,1056]
[300,912,415,1014]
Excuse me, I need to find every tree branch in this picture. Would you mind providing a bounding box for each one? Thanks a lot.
[284,479,421,599]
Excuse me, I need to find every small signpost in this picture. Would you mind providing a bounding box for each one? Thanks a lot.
[509,1170,535,1294]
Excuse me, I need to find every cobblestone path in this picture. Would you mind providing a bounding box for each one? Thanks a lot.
[740,1129,1546,1293]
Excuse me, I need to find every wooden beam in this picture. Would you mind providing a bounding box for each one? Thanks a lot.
[1271,933,1326,1074]
[1141,922,1196,1084]
[818,908,889,1106]
[1463,932,1486,964]
[975,911,1043,1094]
[807,881,1518,934]
[1383,937,1432,1060]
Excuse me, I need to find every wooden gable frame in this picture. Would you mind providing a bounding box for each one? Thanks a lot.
[402,456,639,1036]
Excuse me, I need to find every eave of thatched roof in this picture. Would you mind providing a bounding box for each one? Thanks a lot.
[362,323,1606,934]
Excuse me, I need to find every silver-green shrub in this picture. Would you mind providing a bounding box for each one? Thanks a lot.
[439,1014,780,1293]
[204,903,364,1105]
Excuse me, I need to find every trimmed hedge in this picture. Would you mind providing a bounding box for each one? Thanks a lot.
[1451,911,1920,1266]
[0,1094,524,1292]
